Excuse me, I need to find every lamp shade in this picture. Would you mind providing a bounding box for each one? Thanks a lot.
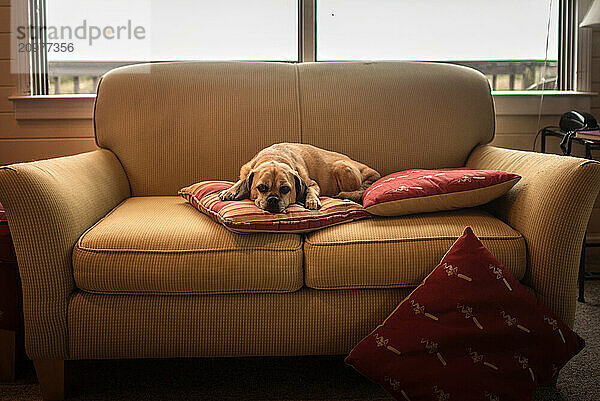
[581,0,600,27]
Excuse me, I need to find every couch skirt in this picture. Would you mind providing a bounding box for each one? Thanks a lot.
[68,287,417,359]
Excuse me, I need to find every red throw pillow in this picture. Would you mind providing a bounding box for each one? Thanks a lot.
[345,227,584,401]
[362,168,520,216]
[179,181,370,233]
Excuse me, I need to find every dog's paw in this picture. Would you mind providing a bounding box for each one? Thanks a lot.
[218,189,236,201]
[305,197,322,210]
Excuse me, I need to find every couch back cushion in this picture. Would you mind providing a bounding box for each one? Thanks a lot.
[95,62,302,196]
[297,62,494,177]
[95,62,494,195]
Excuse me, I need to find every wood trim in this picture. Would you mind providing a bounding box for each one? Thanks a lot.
[0,113,93,138]
[578,28,593,91]
[0,6,10,34]
[8,91,596,120]
[0,86,14,112]
[0,138,97,165]
[558,0,577,90]
[493,91,595,115]
[578,0,594,91]
[299,0,315,62]
[10,95,95,119]
[11,0,30,95]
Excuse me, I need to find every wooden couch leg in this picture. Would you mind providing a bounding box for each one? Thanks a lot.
[33,360,66,400]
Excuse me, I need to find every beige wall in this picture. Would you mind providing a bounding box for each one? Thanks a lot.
[489,29,600,267]
[0,1,96,166]
[492,111,600,269]
[587,30,600,268]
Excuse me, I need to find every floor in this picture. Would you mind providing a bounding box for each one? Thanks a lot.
[1,281,599,401]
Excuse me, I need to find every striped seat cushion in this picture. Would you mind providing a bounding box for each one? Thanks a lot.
[179,181,370,233]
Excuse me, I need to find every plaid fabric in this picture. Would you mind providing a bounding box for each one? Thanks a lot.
[296,62,495,178]
[0,150,130,359]
[467,145,600,327]
[73,196,303,294]
[363,168,520,216]
[68,287,414,359]
[179,181,370,234]
[305,209,526,289]
[95,62,302,196]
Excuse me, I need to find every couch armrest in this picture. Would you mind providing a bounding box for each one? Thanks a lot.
[0,150,130,359]
[467,145,600,327]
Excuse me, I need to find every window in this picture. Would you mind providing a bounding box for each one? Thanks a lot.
[42,0,299,94]
[21,0,573,94]
[317,0,560,91]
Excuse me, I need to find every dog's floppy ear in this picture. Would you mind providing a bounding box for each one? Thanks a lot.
[233,171,254,200]
[245,171,254,190]
[293,173,307,204]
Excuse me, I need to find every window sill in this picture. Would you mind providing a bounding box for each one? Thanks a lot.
[9,91,598,120]
[9,95,96,120]
[491,91,597,116]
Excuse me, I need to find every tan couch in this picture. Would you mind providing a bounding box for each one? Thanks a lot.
[1,62,599,400]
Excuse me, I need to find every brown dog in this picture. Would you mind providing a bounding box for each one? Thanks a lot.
[218,143,380,213]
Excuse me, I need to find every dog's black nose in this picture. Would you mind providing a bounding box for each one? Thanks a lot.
[266,196,280,212]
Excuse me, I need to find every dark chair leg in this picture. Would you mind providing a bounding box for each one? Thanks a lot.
[33,359,66,400]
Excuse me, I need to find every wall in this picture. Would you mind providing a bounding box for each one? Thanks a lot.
[490,28,600,268]
[492,108,600,271]
[586,30,600,270]
[0,1,96,166]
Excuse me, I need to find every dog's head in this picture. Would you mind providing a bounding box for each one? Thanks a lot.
[245,161,307,213]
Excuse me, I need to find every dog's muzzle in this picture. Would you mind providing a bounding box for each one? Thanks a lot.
[265,195,281,213]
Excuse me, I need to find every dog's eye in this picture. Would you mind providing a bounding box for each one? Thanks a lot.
[257,184,268,193]
[280,185,291,194]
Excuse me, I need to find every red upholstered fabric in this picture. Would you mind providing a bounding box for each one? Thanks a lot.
[0,201,15,263]
[179,181,369,233]
[362,168,520,216]
[0,201,6,223]
[0,200,22,332]
[345,227,584,401]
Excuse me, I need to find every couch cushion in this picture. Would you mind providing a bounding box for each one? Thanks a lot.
[73,197,303,294]
[304,209,526,289]
[95,62,302,196]
[179,181,369,233]
[297,62,494,177]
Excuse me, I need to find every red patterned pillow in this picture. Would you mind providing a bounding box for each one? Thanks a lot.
[345,227,584,401]
[362,168,520,216]
[179,181,369,233]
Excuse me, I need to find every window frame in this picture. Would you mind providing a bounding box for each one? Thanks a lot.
[10,0,595,119]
